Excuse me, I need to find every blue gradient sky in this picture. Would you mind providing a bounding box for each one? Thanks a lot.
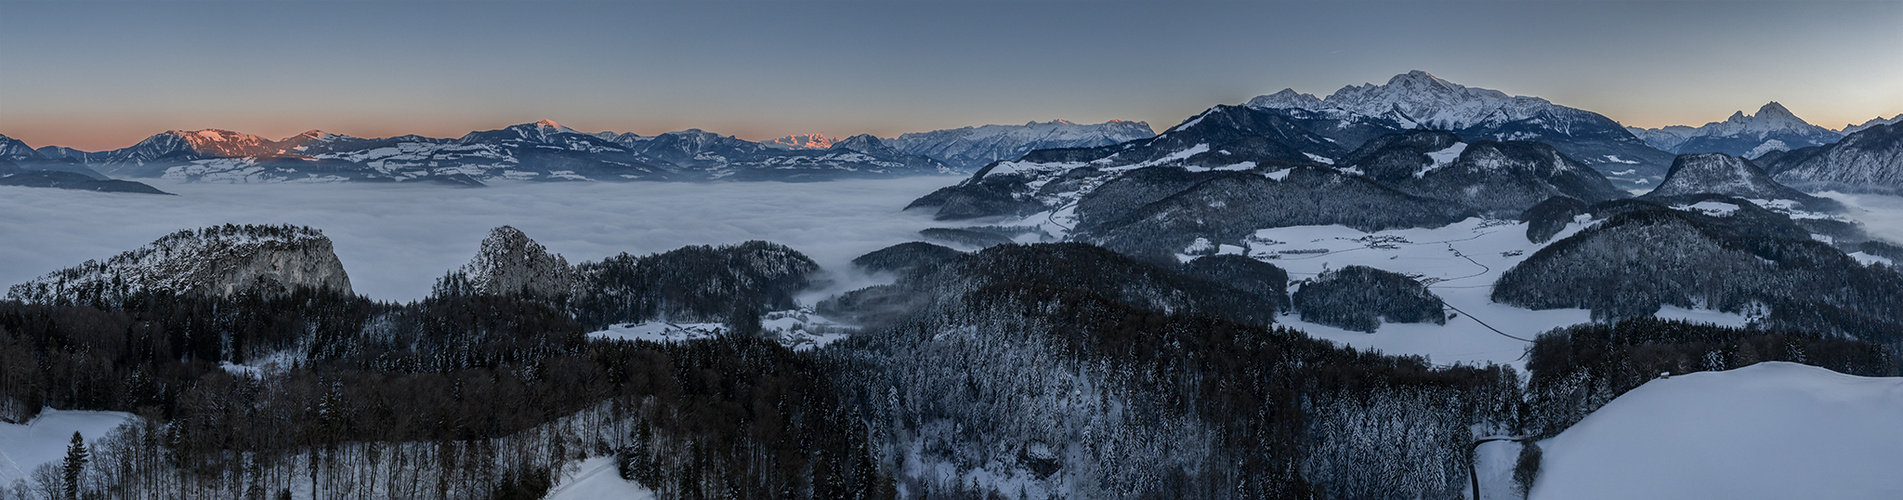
[3,0,1900,151]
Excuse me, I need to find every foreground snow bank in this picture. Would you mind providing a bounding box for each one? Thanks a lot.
[0,409,135,485]
[1532,362,1903,500]
[545,456,655,500]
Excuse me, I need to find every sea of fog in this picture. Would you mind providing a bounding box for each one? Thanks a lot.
[0,176,966,302]
[3,181,1900,307]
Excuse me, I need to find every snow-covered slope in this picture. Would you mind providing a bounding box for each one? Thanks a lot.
[1641,153,1835,211]
[0,410,135,486]
[1842,113,1901,134]
[887,119,1156,170]
[0,134,43,163]
[1625,102,1843,158]
[1246,71,1673,186]
[1759,122,1903,194]
[1531,362,1903,500]
[544,456,656,500]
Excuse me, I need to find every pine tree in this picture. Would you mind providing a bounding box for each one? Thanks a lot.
[1513,441,1542,498]
[61,431,88,500]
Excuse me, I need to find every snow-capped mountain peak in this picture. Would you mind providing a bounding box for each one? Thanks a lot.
[1247,71,1566,132]
[1626,101,1843,157]
[169,129,273,151]
[1722,101,1813,133]
[1843,114,1901,134]
[886,119,1155,169]
[1243,88,1325,110]
[0,133,47,161]
[764,134,838,149]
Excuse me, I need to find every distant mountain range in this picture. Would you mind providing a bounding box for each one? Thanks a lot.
[1626,102,1845,158]
[4,71,1894,193]
[885,120,1156,170]
[1,119,1154,186]
[1246,70,1675,186]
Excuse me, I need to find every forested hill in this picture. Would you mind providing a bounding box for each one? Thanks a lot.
[2,223,1899,499]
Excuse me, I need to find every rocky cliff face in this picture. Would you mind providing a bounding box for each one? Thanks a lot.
[7,224,353,306]
[455,226,577,298]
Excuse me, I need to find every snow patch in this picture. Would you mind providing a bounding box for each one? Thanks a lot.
[0,410,136,485]
[545,456,656,500]
[1419,142,1467,177]
[1672,201,1739,217]
[1532,363,1903,500]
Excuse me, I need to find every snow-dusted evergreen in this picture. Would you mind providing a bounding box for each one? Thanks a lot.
[5,223,352,306]
[1493,199,1903,342]
[885,120,1156,169]
[1292,265,1446,332]
[1245,71,1674,186]
[1625,102,1843,158]
[432,226,821,329]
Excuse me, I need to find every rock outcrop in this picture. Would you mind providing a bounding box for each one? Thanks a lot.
[7,224,353,306]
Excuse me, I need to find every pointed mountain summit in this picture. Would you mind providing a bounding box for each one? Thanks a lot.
[1641,153,1835,211]
[1246,71,1673,186]
[1625,102,1843,158]
[0,133,44,162]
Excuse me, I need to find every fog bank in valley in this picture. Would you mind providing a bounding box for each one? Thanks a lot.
[0,177,963,301]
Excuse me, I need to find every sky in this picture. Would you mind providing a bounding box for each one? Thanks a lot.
[2,0,1901,151]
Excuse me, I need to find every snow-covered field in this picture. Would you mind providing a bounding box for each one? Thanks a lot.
[1243,218,1598,368]
[545,456,656,500]
[0,410,135,485]
[0,176,960,302]
[1532,362,1903,500]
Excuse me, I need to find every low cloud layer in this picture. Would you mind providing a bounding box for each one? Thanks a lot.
[1825,192,1903,245]
[0,177,964,302]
